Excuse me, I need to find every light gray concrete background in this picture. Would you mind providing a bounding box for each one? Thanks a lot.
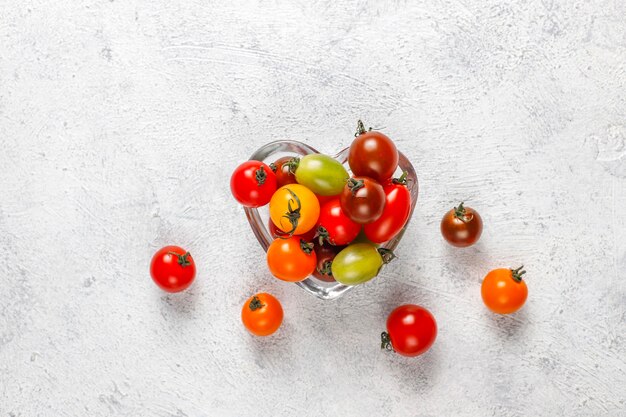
[1,1,625,416]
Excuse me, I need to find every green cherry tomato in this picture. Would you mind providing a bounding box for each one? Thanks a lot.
[295,154,349,196]
[332,243,390,285]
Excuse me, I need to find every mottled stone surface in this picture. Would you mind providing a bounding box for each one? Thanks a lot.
[1,1,625,416]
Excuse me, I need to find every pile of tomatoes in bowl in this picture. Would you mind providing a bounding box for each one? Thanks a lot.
[230,121,413,287]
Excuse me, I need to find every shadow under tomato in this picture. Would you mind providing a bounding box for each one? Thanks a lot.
[158,286,199,318]
[484,306,530,340]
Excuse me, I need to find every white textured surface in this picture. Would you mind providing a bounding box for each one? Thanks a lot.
[1,1,625,416]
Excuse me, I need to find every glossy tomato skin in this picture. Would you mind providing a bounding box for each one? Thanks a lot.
[230,161,277,208]
[364,182,411,243]
[269,184,320,235]
[241,293,283,336]
[340,177,386,224]
[440,204,483,247]
[386,304,437,357]
[295,154,349,196]
[150,246,196,293]
[312,244,344,282]
[269,219,317,242]
[481,268,528,314]
[272,156,299,188]
[331,243,383,285]
[317,198,361,246]
[267,237,317,282]
[348,130,398,183]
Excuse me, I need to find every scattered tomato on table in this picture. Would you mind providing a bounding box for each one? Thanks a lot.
[150,246,196,293]
[440,202,483,247]
[381,304,437,357]
[481,266,528,314]
[241,293,283,336]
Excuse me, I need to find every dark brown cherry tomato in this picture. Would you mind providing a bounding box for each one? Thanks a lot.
[340,176,386,224]
[348,120,399,183]
[440,202,483,247]
[312,244,344,282]
[363,173,411,243]
[270,156,299,188]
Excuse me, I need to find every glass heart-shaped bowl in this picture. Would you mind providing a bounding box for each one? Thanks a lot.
[244,140,419,300]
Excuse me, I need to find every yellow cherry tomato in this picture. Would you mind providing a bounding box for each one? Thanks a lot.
[269,184,320,235]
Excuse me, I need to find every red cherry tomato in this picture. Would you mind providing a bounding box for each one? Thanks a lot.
[316,193,335,208]
[440,202,483,247]
[316,198,361,246]
[348,120,399,183]
[312,243,344,282]
[382,304,437,357]
[150,246,196,293]
[230,161,277,208]
[269,219,317,242]
[340,176,386,224]
[364,175,411,243]
[271,156,299,188]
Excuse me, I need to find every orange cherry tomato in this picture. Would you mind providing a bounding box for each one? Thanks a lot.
[269,184,320,236]
[266,237,317,282]
[241,293,283,336]
[481,266,528,314]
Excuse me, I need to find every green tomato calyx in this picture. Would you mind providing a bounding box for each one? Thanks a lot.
[300,239,314,255]
[392,171,409,186]
[280,188,302,237]
[381,332,394,352]
[378,248,396,264]
[167,251,192,267]
[510,266,526,283]
[255,166,267,186]
[355,120,373,137]
[249,296,265,311]
[347,178,365,195]
[317,260,333,276]
[453,202,473,223]
[285,157,300,175]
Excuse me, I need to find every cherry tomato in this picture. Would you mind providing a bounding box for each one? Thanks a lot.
[150,246,196,293]
[364,174,411,243]
[269,219,317,242]
[331,243,395,285]
[440,202,483,247]
[340,176,385,224]
[481,266,528,314]
[295,154,349,196]
[317,198,361,246]
[312,244,344,282]
[241,293,283,336]
[270,156,299,188]
[269,184,320,235]
[230,161,277,208]
[267,237,317,282]
[381,304,437,357]
[316,193,334,208]
[348,120,399,183]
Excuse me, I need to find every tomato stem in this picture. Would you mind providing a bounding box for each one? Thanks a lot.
[280,188,302,237]
[255,166,267,186]
[317,260,333,277]
[380,332,394,352]
[392,171,408,186]
[453,202,473,223]
[285,157,300,175]
[355,120,373,136]
[269,163,277,172]
[346,178,365,195]
[300,239,314,254]
[249,296,264,311]
[378,248,396,264]
[510,265,526,283]
[167,251,192,267]
[317,226,331,246]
